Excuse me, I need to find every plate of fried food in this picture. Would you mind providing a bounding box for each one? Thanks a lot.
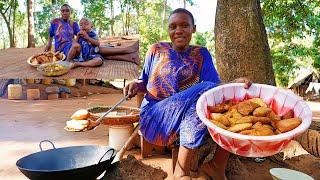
[37,61,72,77]
[196,83,312,157]
[27,51,65,67]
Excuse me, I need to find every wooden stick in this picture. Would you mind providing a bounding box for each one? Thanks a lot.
[112,124,140,163]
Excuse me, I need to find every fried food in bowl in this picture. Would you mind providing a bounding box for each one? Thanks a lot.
[27,51,65,67]
[196,83,312,157]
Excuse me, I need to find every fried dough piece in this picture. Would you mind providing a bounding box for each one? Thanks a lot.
[276,118,302,133]
[271,120,280,129]
[274,129,282,135]
[282,110,294,119]
[211,120,227,129]
[71,109,89,120]
[208,100,234,113]
[248,127,274,136]
[208,104,227,113]
[37,55,50,64]
[236,116,254,124]
[252,117,271,124]
[268,111,281,121]
[55,51,64,60]
[252,121,263,129]
[237,101,260,115]
[227,123,252,132]
[216,116,231,126]
[262,124,274,130]
[226,109,243,125]
[210,113,224,120]
[249,98,267,107]
[239,129,255,135]
[253,107,272,117]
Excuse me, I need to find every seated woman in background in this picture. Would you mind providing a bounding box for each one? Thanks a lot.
[67,17,103,69]
[124,8,251,180]
[44,4,80,56]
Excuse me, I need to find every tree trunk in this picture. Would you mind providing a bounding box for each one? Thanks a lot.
[160,0,167,39]
[215,0,275,85]
[27,0,36,48]
[1,14,13,48]
[110,0,115,36]
[12,0,16,47]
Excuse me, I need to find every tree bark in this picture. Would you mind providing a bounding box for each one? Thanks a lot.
[12,0,16,47]
[215,0,275,85]
[27,0,36,48]
[110,0,115,36]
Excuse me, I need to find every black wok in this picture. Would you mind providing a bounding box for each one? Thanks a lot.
[16,140,116,180]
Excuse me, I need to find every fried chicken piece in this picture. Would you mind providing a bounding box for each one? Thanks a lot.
[249,98,267,107]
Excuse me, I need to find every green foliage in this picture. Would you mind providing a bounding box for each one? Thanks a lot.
[137,1,171,64]
[262,0,320,87]
[81,0,110,35]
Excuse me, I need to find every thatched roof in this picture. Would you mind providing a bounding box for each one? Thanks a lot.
[288,68,319,89]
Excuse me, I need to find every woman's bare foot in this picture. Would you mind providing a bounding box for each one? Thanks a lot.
[200,162,227,180]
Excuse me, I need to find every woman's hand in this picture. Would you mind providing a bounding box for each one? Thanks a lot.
[123,80,145,99]
[233,77,252,89]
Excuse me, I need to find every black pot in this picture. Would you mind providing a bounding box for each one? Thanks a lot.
[16,140,116,180]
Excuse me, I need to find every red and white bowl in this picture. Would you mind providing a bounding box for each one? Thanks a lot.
[196,83,312,157]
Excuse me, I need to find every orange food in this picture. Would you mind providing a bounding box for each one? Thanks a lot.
[208,98,302,136]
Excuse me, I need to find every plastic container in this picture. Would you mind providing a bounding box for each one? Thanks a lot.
[196,83,312,157]
[26,79,35,84]
[8,84,22,100]
[269,168,314,180]
[42,79,52,85]
[27,89,40,100]
[65,79,76,87]
[108,124,134,151]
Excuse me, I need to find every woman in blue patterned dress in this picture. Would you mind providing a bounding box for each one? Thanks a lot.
[44,4,80,57]
[124,8,250,180]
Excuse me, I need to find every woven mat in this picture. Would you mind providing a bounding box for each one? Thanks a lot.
[0,48,139,79]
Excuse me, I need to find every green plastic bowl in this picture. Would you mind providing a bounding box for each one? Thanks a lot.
[269,168,314,180]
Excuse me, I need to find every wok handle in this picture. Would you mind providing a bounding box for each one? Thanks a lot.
[98,148,115,164]
[39,140,56,151]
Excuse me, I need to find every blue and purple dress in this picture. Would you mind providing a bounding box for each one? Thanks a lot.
[139,42,221,149]
[76,30,102,62]
[49,18,80,56]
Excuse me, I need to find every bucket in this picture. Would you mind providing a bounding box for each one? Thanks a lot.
[109,124,134,151]
[269,168,314,180]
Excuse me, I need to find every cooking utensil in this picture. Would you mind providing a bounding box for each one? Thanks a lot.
[16,140,116,180]
[112,124,140,163]
[85,94,130,131]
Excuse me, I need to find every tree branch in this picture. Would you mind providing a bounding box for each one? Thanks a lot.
[4,0,14,14]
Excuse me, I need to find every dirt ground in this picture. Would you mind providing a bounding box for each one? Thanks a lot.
[1,92,320,180]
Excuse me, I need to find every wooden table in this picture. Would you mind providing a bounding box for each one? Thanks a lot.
[0,48,139,80]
